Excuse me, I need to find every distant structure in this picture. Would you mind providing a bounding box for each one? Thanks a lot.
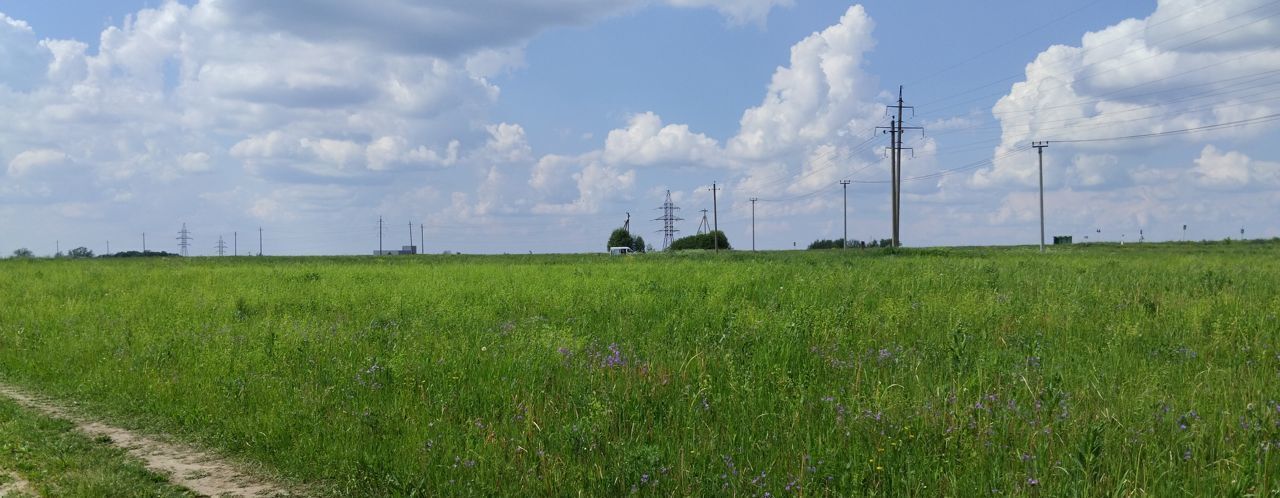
[654,190,682,250]
[215,235,228,256]
[177,223,192,256]
[696,209,710,235]
[374,245,417,256]
[622,212,631,233]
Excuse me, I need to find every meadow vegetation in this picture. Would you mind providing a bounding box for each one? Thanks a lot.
[0,242,1278,496]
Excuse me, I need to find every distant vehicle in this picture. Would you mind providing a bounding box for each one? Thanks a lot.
[609,247,632,256]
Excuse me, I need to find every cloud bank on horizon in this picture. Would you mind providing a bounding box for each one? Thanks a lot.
[1,0,1277,255]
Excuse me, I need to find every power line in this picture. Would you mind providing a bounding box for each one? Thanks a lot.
[913,0,1242,112]
[1041,112,1280,144]
[919,2,1280,118]
[904,0,1108,88]
[927,71,1280,136]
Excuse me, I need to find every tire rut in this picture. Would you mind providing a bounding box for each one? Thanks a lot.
[0,384,294,497]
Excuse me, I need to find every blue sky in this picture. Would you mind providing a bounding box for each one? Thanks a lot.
[1,0,1278,255]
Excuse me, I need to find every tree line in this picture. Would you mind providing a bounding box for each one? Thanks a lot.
[8,248,179,259]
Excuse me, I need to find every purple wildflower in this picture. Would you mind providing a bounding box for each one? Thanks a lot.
[1026,477,1039,487]
[602,343,626,368]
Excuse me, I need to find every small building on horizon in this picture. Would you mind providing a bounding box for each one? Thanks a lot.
[374,245,417,256]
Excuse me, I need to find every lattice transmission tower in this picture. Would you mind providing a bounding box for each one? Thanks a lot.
[654,190,682,250]
[177,223,193,256]
[215,235,228,256]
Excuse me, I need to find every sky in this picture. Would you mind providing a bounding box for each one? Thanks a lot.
[1,0,1278,256]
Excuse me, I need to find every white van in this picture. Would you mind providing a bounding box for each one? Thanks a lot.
[609,247,632,256]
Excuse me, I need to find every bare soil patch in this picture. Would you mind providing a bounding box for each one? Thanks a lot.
[0,469,35,497]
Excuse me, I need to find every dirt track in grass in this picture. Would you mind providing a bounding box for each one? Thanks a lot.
[0,383,293,497]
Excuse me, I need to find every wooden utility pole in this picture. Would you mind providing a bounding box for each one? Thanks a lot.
[710,182,720,252]
[839,180,851,249]
[1032,141,1050,253]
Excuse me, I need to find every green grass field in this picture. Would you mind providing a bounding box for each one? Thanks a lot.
[1,242,1278,496]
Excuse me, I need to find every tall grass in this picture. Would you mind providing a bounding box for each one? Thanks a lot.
[1,244,1278,495]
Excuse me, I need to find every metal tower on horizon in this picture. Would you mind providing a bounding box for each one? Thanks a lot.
[654,190,682,250]
[696,209,710,235]
[177,223,193,256]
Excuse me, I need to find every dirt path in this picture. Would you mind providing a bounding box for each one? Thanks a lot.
[0,384,293,497]
[0,469,34,497]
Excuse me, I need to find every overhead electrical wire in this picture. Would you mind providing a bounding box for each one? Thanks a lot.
[914,0,1279,117]
[1040,112,1280,143]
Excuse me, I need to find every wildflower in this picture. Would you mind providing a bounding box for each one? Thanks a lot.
[1026,477,1040,487]
[1182,449,1192,461]
[602,343,626,368]
[878,348,893,361]
[641,474,650,484]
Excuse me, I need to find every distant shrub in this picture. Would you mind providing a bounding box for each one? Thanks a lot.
[670,231,730,251]
[68,247,94,258]
[102,250,179,258]
[607,229,646,253]
[807,238,893,249]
